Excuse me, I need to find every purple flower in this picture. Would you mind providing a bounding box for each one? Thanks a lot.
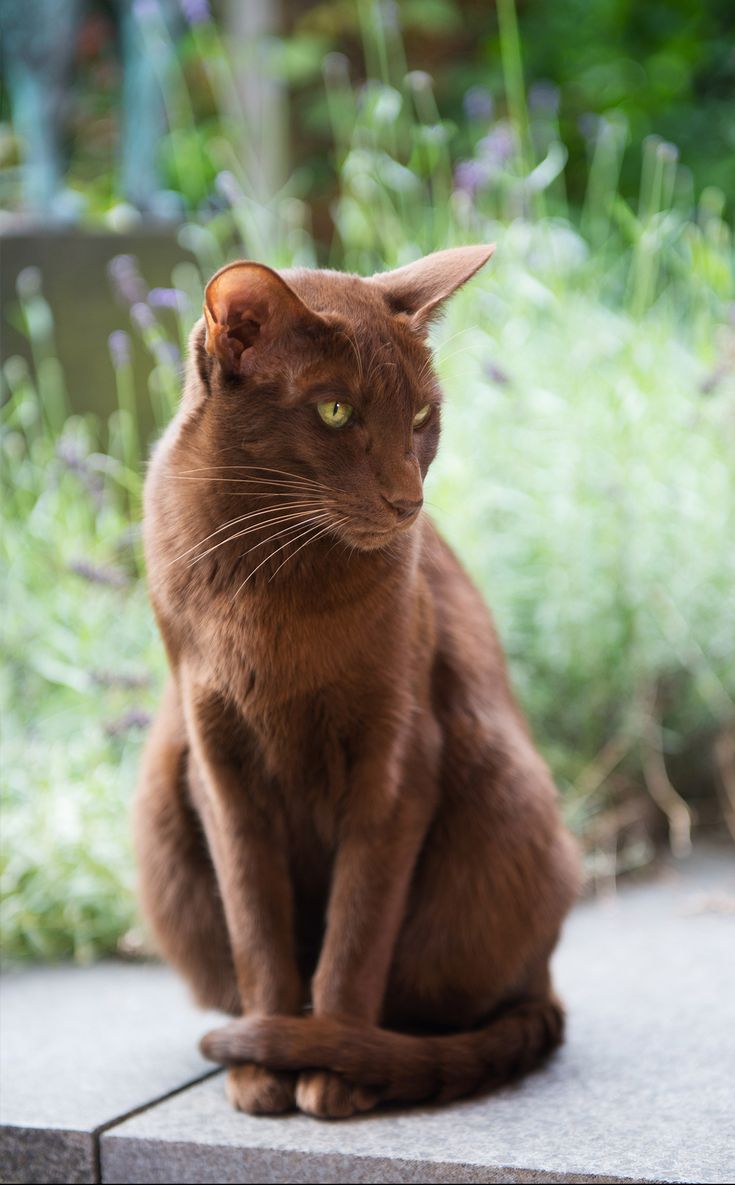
[454,159,491,197]
[153,340,182,368]
[179,0,210,23]
[478,122,517,167]
[406,70,433,94]
[16,266,42,301]
[69,559,129,588]
[108,330,131,368]
[577,113,601,143]
[108,255,146,306]
[131,302,156,332]
[463,86,493,123]
[148,287,189,312]
[379,0,400,34]
[484,359,509,386]
[105,708,153,737]
[323,52,350,84]
[528,81,560,117]
[133,0,159,22]
[215,170,242,206]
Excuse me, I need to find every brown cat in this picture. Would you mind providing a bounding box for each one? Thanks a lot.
[134,245,581,1121]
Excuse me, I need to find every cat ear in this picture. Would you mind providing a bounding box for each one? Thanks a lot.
[371,244,495,333]
[204,261,322,376]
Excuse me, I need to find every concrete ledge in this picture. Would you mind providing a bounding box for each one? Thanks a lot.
[1,1126,94,1185]
[0,962,221,1184]
[2,842,734,1184]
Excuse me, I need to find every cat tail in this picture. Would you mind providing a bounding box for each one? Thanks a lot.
[200,995,564,1103]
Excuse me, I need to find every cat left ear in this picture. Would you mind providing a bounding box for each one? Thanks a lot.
[371,244,495,334]
[204,261,322,377]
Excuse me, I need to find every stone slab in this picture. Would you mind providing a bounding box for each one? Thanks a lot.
[0,961,221,1183]
[100,842,735,1185]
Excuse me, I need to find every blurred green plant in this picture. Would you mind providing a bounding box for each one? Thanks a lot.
[2,0,734,963]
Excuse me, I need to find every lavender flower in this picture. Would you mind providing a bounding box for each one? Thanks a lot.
[379,0,400,35]
[131,302,156,332]
[108,331,131,369]
[108,255,146,306]
[56,437,87,473]
[179,0,210,23]
[577,113,601,144]
[484,359,510,386]
[69,559,129,588]
[16,266,42,301]
[148,287,189,312]
[152,340,182,369]
[215,170,242,207]
[463,86,493,123]
[478,122,517,167]
[133,0,159,22]
[91,669,151,690]
[528,81,560,118]
[405,70,433,94]
[454,159,491,197]
[105,708,153,737]
[323,52,350,84]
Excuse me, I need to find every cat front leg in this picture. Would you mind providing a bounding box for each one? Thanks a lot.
[182,673,303,1114]
[297,718,440,1118]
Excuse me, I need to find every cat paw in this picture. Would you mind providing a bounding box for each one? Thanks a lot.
[226,1063,296,1115]
[295,1069,381,1119]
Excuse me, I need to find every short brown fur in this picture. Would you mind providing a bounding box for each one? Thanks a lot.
[134,246,581,1119]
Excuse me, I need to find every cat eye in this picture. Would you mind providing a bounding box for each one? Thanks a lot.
[317,400,353,429]
[413,404,432,429]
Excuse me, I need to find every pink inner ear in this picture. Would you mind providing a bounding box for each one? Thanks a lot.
[227,316,262,351]
[210,284,271,333]
[204,268,278,369]
[204,260,327,373]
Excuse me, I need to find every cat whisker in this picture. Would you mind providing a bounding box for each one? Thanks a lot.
[187,506,333,569]
[176,464,338,494]
[432,325,479,358]
[230,515,340,602]
[171,474,337,496]
[416,356,438,385]
[169,478,338,505]
[434,347,481,371]
[238,512,332,563]
[267,516,350,583]
[165,500,333,569]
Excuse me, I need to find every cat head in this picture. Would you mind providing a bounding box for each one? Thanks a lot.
[190,245,494,552]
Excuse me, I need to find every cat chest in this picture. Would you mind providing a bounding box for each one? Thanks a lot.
[228,685,353,839]
[201,599,364,705]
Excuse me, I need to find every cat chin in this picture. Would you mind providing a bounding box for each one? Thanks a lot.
[340,524,409,552]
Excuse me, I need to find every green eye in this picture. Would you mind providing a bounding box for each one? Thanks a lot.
[317,400,353,429]
[413,404,432,429]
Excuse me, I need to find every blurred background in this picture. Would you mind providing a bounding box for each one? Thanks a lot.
[1,0,733,964]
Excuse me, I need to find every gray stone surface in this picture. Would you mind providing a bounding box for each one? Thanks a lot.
[99,843,735,1185]
[0,961,221,1183]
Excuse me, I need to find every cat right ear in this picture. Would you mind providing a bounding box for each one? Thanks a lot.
[204,261,321,377]
[371,244,495,334]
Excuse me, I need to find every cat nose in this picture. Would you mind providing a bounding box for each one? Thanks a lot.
[382,495,423,522]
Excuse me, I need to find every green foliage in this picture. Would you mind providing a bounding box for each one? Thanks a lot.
[429,225,735,834]
[1,376,167,963]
